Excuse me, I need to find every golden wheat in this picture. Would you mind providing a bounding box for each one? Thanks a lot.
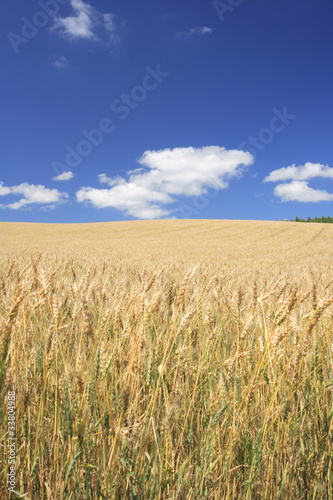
[0,220,333,499]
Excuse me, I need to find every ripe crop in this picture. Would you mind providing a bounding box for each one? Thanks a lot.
[0,220,333,499]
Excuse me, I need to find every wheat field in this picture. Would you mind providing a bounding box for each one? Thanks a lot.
[1,220,333,499]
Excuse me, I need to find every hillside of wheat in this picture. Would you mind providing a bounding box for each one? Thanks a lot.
[1,220,333,499]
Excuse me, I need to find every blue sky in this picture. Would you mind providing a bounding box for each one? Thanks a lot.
[1,0,333,222]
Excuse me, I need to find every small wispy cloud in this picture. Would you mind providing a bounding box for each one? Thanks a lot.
[265,162,333,203]
[175,26,214,38]
[98,173,124,186]
[0,181,68,209]
[51,0,121,44]
[52,171,74,181]
[52,0,96,40]
[103,13,121,44]
[76,146,254,219]
[53,56,69,69]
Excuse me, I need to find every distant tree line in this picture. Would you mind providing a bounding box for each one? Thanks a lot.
[291,216,333,223]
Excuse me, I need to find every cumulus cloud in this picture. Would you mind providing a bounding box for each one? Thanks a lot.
[273,181,333,203]
[264,162,333,183]
[76,184,172,219]
[52,171,74,181]
[76,146,254,219]
[0,182,68,209]
[53,56,69,68]
[52,0,120,42]
[176,26,214,38]
[265,162,333,203]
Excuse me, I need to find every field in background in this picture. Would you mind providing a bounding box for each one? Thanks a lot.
[1,219,333,262]
[0,220,333,499]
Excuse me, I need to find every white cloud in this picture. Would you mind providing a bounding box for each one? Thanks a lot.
[134,147,252,195]
[0,182,68,209]
[265,162,333,203]
[273,181,333,203]
[0,183,11,196]
[98,173,112,184]
[52,0,95,39]
[76,146,254,219]
[53,56,69,68]
[176,26,214,38]
[76,184,172,219]
[52,0,120,43]
[103,13,121,43]
[264,162,333,182]
[103,13,115,31]
[191,27,214,35]
[52,171,74,181]
[98,173,125,186]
